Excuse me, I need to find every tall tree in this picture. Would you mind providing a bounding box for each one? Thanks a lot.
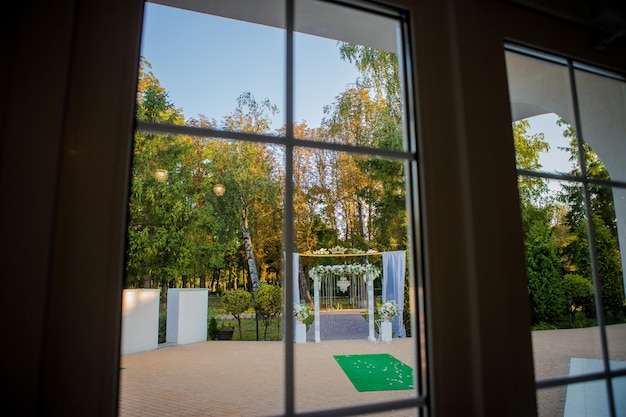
[216,92,281,291]
[557,119,624,318]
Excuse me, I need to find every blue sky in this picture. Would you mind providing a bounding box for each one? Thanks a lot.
[141,3,361,130]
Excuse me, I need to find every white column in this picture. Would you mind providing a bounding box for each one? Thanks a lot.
[314,278,321,343]
[367,274,376,342]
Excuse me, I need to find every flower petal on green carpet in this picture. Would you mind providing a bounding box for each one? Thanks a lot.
[333,354,414,392]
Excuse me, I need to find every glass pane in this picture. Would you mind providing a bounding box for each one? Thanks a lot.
[140,2,285,131]
[121,133,286,415]
[294,0,407,151]
[609,324,626,372]
[566,365,612,417]
[519,178,603,378]
[506,52,579,176]
[291,148,420,412]
[591,184,626,369]
[612,375,626,416]
[574,69,626,184]
[542,378,612,417]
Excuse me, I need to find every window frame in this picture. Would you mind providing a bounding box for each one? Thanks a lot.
[8,0,626,415]
[135,1,426,415]
[507,43,626,416]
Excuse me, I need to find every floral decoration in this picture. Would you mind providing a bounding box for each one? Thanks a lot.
[293,304,310,321]
[308,263,381,282]
[307,246,378,255]
[378,300,398,319]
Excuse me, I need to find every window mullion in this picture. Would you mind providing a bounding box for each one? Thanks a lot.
[284,1,296,417]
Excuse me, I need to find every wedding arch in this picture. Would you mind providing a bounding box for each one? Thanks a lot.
[294,249,406,343]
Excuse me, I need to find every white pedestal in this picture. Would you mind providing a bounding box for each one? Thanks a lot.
[295,322,306,344]
[166,288,208,345]
[381,320,392,343]
[121,289,160,355]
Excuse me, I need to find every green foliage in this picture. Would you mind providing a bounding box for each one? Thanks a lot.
[222,289,252,339]
[563,216,625,318]
[255,284,283,340]
[208,317,218,340]
[222,289,252,316]
[562,274,595,319]
[524,217,567,324]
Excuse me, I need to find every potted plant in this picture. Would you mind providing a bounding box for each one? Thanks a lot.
[216,321,235,340]
[221,289,252,340]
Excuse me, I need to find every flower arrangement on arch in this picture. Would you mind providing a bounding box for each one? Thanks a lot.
[293,304,310,321]
[379,300,398,320]
[308,263,381,282]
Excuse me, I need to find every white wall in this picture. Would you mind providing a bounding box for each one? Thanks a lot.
[121,289,161,355]
[166,289,209,345]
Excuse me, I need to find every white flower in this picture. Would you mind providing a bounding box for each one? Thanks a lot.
[309,263,381,282]
[293,304,310,320]
[379,300,398,319]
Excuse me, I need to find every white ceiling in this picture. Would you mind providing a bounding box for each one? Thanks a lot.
[150,0,400,52]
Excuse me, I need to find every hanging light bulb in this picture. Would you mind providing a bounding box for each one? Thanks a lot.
[154,169,168,182]
[213,183,226,196]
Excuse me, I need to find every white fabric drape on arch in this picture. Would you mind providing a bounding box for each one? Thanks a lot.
[293,253,300,303]
[382,251,406,337]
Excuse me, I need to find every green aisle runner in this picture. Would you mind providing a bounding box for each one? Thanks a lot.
[333,353,414,392]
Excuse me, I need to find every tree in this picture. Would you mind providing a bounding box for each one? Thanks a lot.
[567,216,625,318]
[221,289,252,340]
[215,92,281,291]
[557,118,617,236]
[524,216,567,324]
[127,58,191,298]
[322,46,407,252]
[556,119,624,318]
[255,284,283,340]
[512,119,567,324]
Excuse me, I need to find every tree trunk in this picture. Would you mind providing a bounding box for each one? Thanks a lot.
[298,266,313,305]
[241,207,260,291]
[160,281,169,310]
[200,273,206,289]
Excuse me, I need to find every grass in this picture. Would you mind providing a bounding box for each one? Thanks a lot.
[217,317,283,341]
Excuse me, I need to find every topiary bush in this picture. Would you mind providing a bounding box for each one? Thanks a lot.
[255,284,283,340]
[221,289,252,340]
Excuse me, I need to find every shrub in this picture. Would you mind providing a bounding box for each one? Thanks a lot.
[524,219,567,324]
[562,274,595,320]
[221,289,252,340]
[255,284,283,340]
[208,317,218,340]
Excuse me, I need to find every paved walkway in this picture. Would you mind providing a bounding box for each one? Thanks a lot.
[118,317,626,417]
[306,310,371,341]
